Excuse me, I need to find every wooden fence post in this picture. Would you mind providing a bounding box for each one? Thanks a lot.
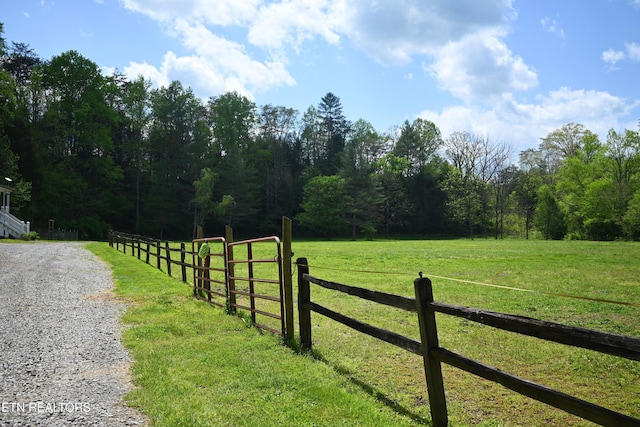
[195,226,203,297]
[156,241,161,270]
[204,251,211,301]
[247,242,256,324]
[123,237,127,255]
[181,242,187,282]
[282,216,294,343]
[165,241,172,277]
[414,277,448,427]
[145,240,150,264]
[225,225,236,313]
[137,240,141,259]
[297,257,311,351]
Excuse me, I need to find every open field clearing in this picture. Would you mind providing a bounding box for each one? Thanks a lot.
[93,239,640,426]
[290,239,640,426]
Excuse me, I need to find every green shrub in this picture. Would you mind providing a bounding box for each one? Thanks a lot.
[22,231,40,241]
[360,223,377,240]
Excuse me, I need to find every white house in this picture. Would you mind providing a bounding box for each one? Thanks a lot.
[0,184,30,238]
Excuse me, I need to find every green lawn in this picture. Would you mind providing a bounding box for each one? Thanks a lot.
[88,242,418,427]
[90,238,640,426]
[290,239,640,426]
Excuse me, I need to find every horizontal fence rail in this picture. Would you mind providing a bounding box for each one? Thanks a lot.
[109,231,194,283]
[298,264,421,355]
[296,257,640,427]
[430,301,640,361]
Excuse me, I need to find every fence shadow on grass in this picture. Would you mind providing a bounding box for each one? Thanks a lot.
[296,257,640,427]
[108,229,639,426]
[309,348,432,425]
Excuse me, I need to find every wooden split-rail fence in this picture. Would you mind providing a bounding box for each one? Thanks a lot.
[108,218,294,339]
[109,231,192,281]
[109,224,639,426]
[297,257,640,427]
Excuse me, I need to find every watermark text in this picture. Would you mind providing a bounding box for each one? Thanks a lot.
[1,401,91,414]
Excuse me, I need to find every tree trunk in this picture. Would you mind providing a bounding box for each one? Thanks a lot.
[352,213,356,241]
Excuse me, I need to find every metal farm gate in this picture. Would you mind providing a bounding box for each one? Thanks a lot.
[227,236,285,336]
[192,234,287,336]
[112,218,295,340]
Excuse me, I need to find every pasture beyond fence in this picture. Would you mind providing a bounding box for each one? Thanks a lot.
[109,225,640,426]
[297,258,640,427]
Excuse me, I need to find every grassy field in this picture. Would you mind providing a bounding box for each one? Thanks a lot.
[89,242,417,427]
[91,238,640,426]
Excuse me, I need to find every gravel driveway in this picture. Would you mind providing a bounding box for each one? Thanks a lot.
[0,242,147,426]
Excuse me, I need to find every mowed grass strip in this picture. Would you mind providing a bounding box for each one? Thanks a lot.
[87,242,419,427]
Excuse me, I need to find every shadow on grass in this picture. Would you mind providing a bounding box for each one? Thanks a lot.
[187,279,432,424]
[301,346,433,426]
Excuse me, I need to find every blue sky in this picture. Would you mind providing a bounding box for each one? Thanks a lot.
[3,0,640,155]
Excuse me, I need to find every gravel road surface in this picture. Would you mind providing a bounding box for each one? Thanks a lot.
[0,242,147,426]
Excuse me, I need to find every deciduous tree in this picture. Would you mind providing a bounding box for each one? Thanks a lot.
[297,175,347,238]
[534,185,566,239]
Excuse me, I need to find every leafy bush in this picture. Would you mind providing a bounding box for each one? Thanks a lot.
[360,223,377,240]
[22,231,40,241]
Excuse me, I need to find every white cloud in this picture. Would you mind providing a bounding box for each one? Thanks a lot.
[541,17,564,39]
[419,87,635,154]
[334,0,536,104]
[120,0,260,26]
[601,42,640,70]
[100,66,117,76]
[602,48,626,65]
[427,30,538,102]
[112,0,640,157]
[120,2,296,98]
[247,0,341,55]
[336,0,514,65]
[123,19,295,98]
[626,42,640,61]
[220,0,527,106]
[118,0,528,105]
[123,0,519,71]
[124,59,170,88]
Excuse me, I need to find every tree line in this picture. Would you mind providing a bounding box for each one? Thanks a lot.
[1,24,639,240]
